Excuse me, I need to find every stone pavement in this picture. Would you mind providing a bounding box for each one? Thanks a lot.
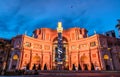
[0,70,120,77]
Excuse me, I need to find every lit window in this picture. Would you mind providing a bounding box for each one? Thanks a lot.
[25,42,31,47]
[90,41,96,47]
[80,44,87,48]
[71,45,76,49]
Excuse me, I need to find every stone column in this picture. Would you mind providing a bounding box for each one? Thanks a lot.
[8,58,12,70]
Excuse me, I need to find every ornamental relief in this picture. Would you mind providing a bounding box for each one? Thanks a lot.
[44,45,50,50]
[33,43,42,49]
[24,42,31,47]
[71,45,76,50]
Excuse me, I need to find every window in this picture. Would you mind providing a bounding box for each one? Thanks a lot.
[90,41,96,47]
[92,54,96,57]
[25,42,31,47]
[80,44,87,48]
[71,45,76,50]
[25,54,27,57]
[39,45,42,49]
[44,45,50,50]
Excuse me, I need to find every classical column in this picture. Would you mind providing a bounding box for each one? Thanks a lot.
[8,58,12,70]
[30,48,32,70]
[16,58,20,69]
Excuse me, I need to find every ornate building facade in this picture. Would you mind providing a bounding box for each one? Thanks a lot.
[0,38,11,71]
[8,22,120,71]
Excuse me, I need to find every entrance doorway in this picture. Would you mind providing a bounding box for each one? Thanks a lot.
[106,65,110,70]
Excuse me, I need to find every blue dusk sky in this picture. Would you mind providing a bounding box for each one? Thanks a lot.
[0,0,120,39]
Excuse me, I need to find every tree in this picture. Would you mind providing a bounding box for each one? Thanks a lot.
[38,64,41,70]
[32,64,36,70]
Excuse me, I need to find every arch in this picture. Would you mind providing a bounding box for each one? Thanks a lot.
[11,54,19,70]
[103,54,110,70]
[51,34,69,42]
[53,36,68,42]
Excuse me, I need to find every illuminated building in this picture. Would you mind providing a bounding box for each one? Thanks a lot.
[8,22,120,71]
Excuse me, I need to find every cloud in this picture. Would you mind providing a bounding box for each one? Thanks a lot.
[0,0,120,38]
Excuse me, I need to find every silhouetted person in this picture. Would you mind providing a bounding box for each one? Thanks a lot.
[32,64,36,70]
[84,64,88,70]
[91,63,95,70]
[78,64,82,70]
[72,64,76,70]
[38,64,41,70]
[44,64,47,70]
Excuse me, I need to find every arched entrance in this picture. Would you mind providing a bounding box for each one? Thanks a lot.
[81,54,89,70]
[103,54,110,70]
[32,55,41,70]
[33,55,40,64]
[52,37,68,70]
[11,54,19,70]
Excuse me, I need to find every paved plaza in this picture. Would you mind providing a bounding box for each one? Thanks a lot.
[0,71,120,77]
